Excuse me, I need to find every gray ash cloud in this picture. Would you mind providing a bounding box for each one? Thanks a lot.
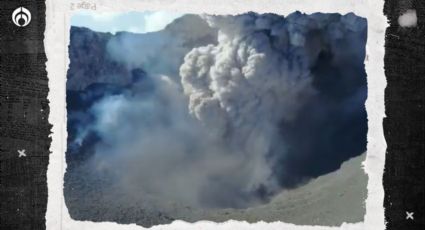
[66,12,367,209]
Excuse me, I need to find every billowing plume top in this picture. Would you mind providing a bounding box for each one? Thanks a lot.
[180,12,366,197]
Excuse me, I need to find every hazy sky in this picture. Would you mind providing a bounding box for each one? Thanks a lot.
[71,11,183,34]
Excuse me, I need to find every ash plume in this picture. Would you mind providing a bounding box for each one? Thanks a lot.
[66,12,367,210]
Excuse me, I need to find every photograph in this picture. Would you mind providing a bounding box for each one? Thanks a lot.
[3,0,423,230]
[64,10,368,227]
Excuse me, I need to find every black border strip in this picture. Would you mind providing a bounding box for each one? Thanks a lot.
[383,0,425,229]
[0,1,51,230]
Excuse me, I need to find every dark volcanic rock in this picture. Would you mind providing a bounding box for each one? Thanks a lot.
[67,15,218,90]
[68,27,132,90]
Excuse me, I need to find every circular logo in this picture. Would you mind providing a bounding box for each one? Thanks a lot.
[12,7,31,27]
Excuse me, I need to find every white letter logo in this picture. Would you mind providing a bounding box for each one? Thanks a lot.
[12,7,31,27]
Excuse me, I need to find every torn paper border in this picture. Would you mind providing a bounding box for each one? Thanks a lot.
[45,0,387,229]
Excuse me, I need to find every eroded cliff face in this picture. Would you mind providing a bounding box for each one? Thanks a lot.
[67,14,218,90]
[67,27,128,90]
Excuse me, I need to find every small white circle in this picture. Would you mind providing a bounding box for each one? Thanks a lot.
[12,7,31,27]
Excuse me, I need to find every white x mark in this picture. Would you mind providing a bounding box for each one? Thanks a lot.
[18,149,26,158]
[406,211,414,220]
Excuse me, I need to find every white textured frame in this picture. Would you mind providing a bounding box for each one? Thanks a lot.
[45,0,387,229]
